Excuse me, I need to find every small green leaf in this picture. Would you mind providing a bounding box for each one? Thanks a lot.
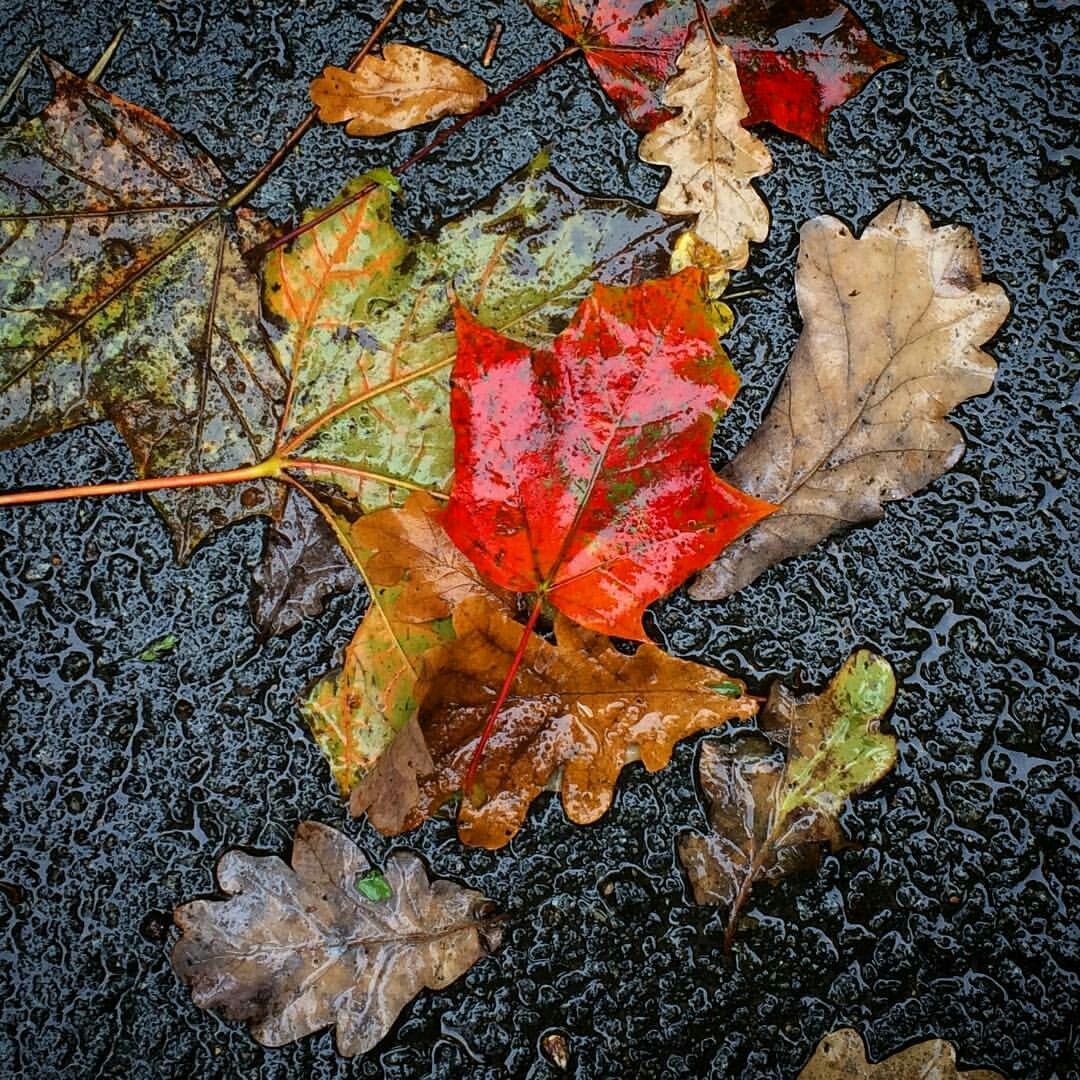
[355,869,392,902]
[138,633,178,662]
[708,679,743,697]
[361,166,403,194]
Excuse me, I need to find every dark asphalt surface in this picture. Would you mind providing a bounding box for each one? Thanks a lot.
[0,1,1076,1076]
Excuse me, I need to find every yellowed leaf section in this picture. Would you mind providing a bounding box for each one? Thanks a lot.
[800,1028,1002,1079]
[639,28,772,272]
[310,45,487,136]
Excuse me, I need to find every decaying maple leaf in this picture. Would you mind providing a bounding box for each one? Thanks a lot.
[303,493,512,797]
[310,45,487,137]
[173,821,502,1056]
[362,595,759,849]
[0,57,285,559]
[691,199,1010,601]
[528,0,901,149]
[712,0,904,151]
[679,650,896,947]
[639,27,772,272]
[799,1027,1003,1079]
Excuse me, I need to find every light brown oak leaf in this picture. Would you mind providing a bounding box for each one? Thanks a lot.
[799,1027,1002,1079]
[691,199,1010,600]
[639,27,772,273]
[310,45,487,136]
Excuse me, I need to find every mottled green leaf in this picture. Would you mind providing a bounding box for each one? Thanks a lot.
[266,153,683,510]
[679,650,897,945]
[0,59,285,559]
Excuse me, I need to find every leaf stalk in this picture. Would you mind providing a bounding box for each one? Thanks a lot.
[463,592,546,794]
[0,459,281,507]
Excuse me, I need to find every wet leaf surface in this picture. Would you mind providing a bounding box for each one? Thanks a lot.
[0,58,286,559]
[0,1,1074,1075]
[691,199,1010,601]
[679,650,897,944]
[526,0,694,131]
[303,493,512,796]
[528,0,901,148]
[639,27,772,272]
[444,267,775,641]
[799,1026,1002,1078]
[711,0,903,150]
[250,490,358,638]
[172,821,502,1056]
[376,594,759,848]
[310,45,487,137]
[268,157,683,511]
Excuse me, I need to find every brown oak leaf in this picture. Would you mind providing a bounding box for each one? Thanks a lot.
[172,821,502,1056]
[363,595,759,849]
[691,199,1010,601]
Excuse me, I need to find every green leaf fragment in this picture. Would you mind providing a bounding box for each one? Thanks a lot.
[354,869,392,902]
[138,633,178,662]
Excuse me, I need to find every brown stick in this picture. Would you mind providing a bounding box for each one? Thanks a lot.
[261,44,580,254]
[224,0,407,210]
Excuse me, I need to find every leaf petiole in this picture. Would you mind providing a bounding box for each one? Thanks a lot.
[462,592,546,794]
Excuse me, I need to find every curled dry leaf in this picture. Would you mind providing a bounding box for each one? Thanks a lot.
[173,821,501,1056]
[799,1027,1003,1079]
[639,27,772,273]
[250,490,358,638]
[679,650,896,946]
[303,493,512,797]
[691,199,1010,601]
[366,595,759,849]
[310,46,487,137]
[0,58,285,559]
[444,268,775,642]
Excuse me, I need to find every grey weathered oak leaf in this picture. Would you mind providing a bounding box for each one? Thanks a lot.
[172,821,501,1056]
[691,199,1010,600]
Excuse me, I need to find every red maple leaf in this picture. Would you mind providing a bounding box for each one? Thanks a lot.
[528,0,697,131]
[712,0,903,151]
[443,268,775,784]
[529,0,901,149]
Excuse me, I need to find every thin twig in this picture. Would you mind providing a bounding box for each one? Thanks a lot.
[0,45,40,117]
[224,0,407,210]
[86,23,129,85]
[481,23,503,68]
[261,44,580,255]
